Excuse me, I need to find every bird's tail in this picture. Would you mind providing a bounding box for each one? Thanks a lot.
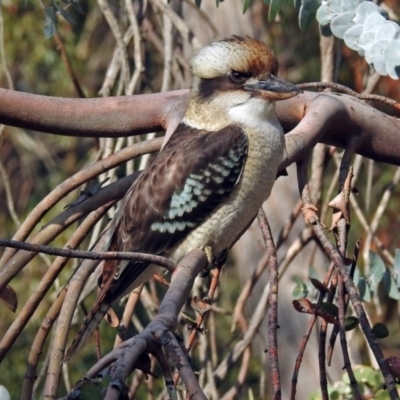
[64,301,109,361]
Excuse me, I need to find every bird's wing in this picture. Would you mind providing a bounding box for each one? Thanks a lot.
[65,124,248,360]
[105,123,248,302]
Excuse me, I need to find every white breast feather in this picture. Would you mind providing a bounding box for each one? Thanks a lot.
[169,97,284,263]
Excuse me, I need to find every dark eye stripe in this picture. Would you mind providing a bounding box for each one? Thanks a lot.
[197,74,250,101]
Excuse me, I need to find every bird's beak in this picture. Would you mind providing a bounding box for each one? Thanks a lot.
[245,75,302,101]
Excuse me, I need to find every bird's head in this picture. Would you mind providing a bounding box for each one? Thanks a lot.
[185,36,301,130]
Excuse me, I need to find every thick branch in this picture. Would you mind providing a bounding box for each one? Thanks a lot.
[0,88,187,137]
[1,88,400,166]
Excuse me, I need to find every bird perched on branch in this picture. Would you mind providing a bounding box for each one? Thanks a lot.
[65,36,301,360]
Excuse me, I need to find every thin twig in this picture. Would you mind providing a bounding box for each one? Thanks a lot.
[97,0,130,91]
[0,6,14,90]
[114,284,144,347]
[125,0,143,95]
[20,288,67,400]
[257,209,281,399]
[0,238,175,271]
[298,82,400,110]
[38,0,85,97]
[149,0,200,49]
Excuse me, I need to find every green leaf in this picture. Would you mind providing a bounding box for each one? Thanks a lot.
[44,21,57,38]
[320,302,338,317]
[344,316,359,331]
[44,6,57,21]
[383,270,400,300]
[308,265,319,279]
[292,275,308,299]
[394,248,400,288]
[55,4,76,24]
[294,0,301,10]
[368,251,385,295]
[353,365,377,385]
[298,0,321,31]
[243,0,251,14]
[375,389,393,400]
[357,277,371,302]
[262,0,271,4]
[268,0,281,21]
[372,322,389,339]
[310,277,329,293]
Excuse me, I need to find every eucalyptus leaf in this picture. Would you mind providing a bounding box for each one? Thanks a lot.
[268,0,281,22]
[58,7,76,24]
[292,275,308,299]
[357,277,371,302]
[44,6,56,22]
[383,270,400,300]
[384,39,400,79]
[44,22,57,38]
[376,21,399,42]
[343,24,363,51]
[299,0,321,30]
[363,12,386,34]
[331,11,355,39]
[316,4,333,26]
[354,1,380,25]
[367,40,389,75]
[344,316,359,331]
[372,322,389,339]
[243,0,251,14]
[368,251,385,295]
[340,0,363,13]
[394,249,400,287]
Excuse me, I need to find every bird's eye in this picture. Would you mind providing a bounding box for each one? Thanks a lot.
[229,71,247,83]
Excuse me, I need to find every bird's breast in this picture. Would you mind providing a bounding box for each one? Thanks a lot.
[169,119,284,263]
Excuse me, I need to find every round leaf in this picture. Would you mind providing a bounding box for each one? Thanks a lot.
[372,322,389,339]
[320,302,338,317]
[363,12,386,34]
[368,251,385,294]
[331,11,356,39]
[343,24,363,51]
[354,1,380,25]
[340,0,363,13]
[344,316,359,331]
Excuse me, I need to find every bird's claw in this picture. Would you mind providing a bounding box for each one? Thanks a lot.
[198,246,228,277]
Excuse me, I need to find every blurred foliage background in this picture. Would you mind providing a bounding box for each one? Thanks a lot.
[1,0,400,399]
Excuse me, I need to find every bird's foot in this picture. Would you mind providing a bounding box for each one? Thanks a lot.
[215,248,229,268]
[199,245,213,277]
[199,246,228,277]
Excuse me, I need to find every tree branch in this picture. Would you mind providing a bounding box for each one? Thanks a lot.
[1,88,400,166]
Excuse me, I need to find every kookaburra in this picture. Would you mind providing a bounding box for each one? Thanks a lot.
[65,36,301,359]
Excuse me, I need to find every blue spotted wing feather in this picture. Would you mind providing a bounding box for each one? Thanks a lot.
[105,124,248,303]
